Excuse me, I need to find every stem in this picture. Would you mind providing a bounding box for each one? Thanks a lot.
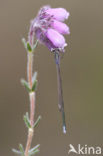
[25,52,35,156]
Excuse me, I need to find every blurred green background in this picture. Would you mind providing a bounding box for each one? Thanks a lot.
[0,0,103,156]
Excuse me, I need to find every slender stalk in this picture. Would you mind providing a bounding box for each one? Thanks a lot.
[27,53,33,89]
[25,52,35,156]
[25,127,34,156]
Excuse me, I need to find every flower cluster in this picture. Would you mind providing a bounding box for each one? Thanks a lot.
[30,6,70,52]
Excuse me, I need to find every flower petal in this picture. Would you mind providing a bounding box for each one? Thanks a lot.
[35,28,56,51]
[46,28,67,49]
[44,39,56,51]
[35,28,44,44]
[46,8,69,21]
[51,20,70,34]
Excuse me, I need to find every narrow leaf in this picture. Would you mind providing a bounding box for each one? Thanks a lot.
[27,42,32,52]
[19,144,24,156]
[24,113,31,128]
[21,79,31,92]
[33,116,41,128]
[32,80,37,91]
[32,72,38,91]
[22,38,27,50]
[32,72,37,83]
[29,144,40,154]
[26,112,29,121]
[29,149,39,156]
[32,40,38,51]
[12,149,22,155]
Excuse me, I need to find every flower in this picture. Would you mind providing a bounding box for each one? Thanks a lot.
[46,8,69,22]
[46,28,67,49]
[51,20,70,35]
[30,5,70,52]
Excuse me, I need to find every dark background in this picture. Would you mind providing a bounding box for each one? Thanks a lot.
[0,0,103,155]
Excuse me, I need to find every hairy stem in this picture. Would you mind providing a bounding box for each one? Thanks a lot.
[25,52,35,156]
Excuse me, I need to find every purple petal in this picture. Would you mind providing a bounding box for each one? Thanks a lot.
[46,28,67,49]
[44,39,56,51]
[51,20,70,34]
[35,28,56,51]
[35,28,45,44]
[45,8,69,21]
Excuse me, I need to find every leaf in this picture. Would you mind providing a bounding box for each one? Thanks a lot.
[12,148,22,155]
[24,112,31,128]
[21,79,31,92]
[32,72,37,83]
[29,144,40,153]
[32,72,38,91]
[22,38,27,50]
[32,40,38,51]
[19,144,25,156]
[33,116,41,128]
[25,112,29,121]
[22,39,38,53]
[12,145,24,156]
[29,144,40,156]
[27,42,32,52]
[29,149,39,156]
[32,80,37,92]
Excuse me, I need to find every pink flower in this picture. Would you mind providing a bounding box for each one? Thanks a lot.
[28,6,69,134]
[46,28,67,49]
[30,5,70,52]
[46,8,69,22]
[51,20,70,34]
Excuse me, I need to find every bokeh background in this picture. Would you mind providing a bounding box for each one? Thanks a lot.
[0,0,103,156]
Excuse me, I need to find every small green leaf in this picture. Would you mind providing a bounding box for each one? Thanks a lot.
[32,72,37,83]
[32,40,38,51]
[12,148,22,155]
[12,144,24,156]
[24,112,31,128]
[22,38,27,50]
[29,144,40,156]
[33,116,41,128]
[29,144,40,153]
[29,149,39,156]
[32,80,37,91]
[32,72,38,91]
[19,144,25,156]
[25,112,29,121]
[21,79,31,92]
[27,42,32,52]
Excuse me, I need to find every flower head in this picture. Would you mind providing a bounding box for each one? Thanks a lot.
[30,5,70,52]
